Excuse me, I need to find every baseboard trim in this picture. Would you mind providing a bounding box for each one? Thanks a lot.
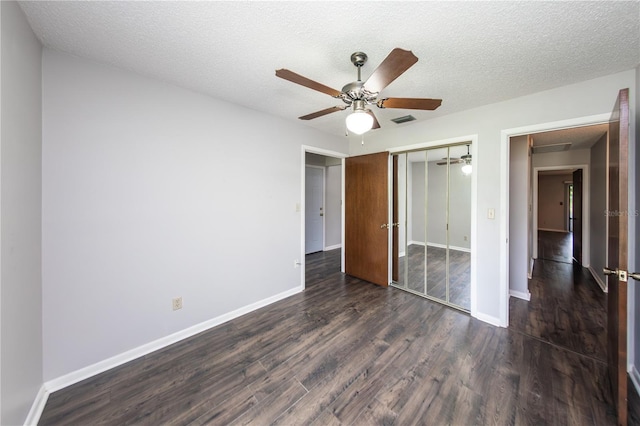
[408,241,471,253]
[473,311,505,327]
[631,365,640,398]
[509,289,531,301]
[44,285,304,395]
[24,384,49,426]
[324,244,341,251]
[588,266,608,293]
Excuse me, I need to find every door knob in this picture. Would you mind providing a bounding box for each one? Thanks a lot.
[630,272,640,281]
[603,267,618,276]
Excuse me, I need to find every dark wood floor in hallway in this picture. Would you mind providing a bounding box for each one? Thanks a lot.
[39,248,639,425]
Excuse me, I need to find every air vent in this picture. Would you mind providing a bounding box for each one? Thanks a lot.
[391,115,416,124]
[531,143,571,154]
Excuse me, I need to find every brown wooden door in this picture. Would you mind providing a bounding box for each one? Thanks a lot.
[606,88,629,426]
[345,152,389,286]
[572,168,583,264]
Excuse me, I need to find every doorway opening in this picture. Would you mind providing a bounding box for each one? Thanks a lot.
[501,114,610,326]
[301,146,347,289]
[536,168,578,264]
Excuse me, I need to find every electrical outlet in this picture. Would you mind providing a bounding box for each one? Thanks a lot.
[172,297,183,311]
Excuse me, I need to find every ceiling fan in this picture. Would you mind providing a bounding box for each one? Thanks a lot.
[276,48,442,135]
[435,145,472,175]
[436,158,465,165]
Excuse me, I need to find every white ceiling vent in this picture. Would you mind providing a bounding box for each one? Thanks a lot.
[532,143,571,154]
[391,115,416,124]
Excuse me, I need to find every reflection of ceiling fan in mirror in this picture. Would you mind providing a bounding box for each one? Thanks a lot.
[436,158,464,165]
[436,145,472,175]
[276,48,442,135]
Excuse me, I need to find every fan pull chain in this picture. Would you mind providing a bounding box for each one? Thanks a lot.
[361,135,364,145]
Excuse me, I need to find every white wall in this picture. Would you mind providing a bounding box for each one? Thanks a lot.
[509,135,529,298]
[349,69,636,326]
[589,134,608,290]
[0,2,43,424]
[41,50,346,381]
[532,148,590,169]
[538,173,572,232]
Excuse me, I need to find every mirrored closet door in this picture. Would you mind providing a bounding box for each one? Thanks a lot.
[392,144,472,312]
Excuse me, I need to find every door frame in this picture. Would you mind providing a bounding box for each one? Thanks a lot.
[500,113,609,328]
[301,146,348,289]
[532,165,589,263]
[387,134,478,317]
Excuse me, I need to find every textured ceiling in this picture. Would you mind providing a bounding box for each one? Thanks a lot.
[18,1,640,137]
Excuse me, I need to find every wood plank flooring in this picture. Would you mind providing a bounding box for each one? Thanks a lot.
[537,230,573,264]
[39,248,639,425]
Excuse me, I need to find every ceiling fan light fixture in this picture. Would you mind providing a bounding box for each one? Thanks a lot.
[346,101,373,135]
[461,162,472,175]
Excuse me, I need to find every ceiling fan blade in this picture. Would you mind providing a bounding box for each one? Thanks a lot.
[436,158,463,165]
[366,110,381,129]
[299,106,346,120]
[276,69,342,98]
[364,48,418,93]
[378,97,442,110]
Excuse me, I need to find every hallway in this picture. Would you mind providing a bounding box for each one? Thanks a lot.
[537,230,573,264]
[510,232,639,424]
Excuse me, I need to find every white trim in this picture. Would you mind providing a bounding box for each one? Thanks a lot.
[387,134,478,154]
[631,365,640,397]
[528,257,534,279]
[43,286,303,394]
[588,266,608,293]
[500,113,609,328]
[24,385,48,426]
[324,244,341,251]
[509,289,531,301]
[473,311,503,327]
[410,240,471,253]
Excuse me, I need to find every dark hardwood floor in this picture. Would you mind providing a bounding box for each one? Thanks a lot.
[39,248,639,425]
[537,230,573,264]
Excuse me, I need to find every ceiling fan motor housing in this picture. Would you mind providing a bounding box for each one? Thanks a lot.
[350,52,368,67]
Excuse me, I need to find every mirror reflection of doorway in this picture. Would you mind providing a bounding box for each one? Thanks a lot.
[392,143,472,312]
